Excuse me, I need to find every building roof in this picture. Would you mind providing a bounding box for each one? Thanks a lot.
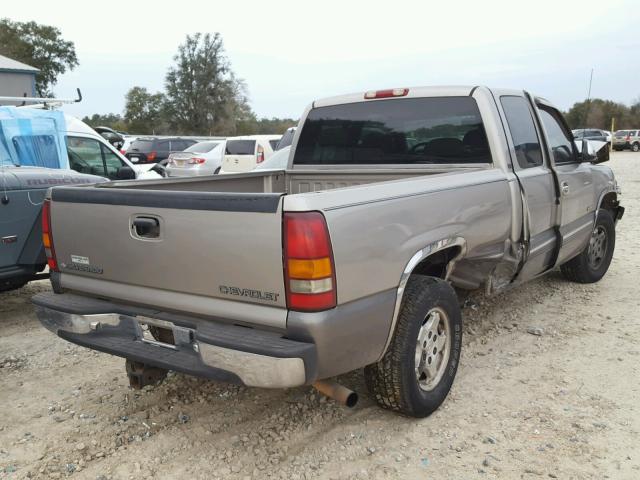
[0,54,39,74]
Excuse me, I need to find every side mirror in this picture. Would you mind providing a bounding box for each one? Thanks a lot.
[578,139,609,164]
[116,166,137,180]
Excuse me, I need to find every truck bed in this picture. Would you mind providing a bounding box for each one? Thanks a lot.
[102,167,482,194]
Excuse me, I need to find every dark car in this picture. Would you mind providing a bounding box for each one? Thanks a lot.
[572,128,609,144]
[125,137,197,164]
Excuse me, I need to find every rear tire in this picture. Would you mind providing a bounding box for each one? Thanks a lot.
[561,209,615,283]
[0,279,28,293]
[364,276,462,417]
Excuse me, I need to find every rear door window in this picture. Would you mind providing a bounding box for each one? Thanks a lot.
[293,97,491,165]
[226,140,256,155]
[500,96,543,169]
[538,107,578,165]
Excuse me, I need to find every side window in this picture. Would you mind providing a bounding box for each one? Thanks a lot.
[67,137,106,176]
[101,144,125,180]
[500,96,543,169]
[158,140,170,152]
[538,107,577,165]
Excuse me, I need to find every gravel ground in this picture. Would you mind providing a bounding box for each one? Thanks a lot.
[1,151,638,480]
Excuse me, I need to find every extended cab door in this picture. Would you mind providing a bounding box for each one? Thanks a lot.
[497,94,557,280]
[536,104,596,265]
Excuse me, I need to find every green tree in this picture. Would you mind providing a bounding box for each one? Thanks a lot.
[0,18,78,96]
[565,98,631,130]
[81,113,127,132]
[124,86,165,134]
[164,33,249,135]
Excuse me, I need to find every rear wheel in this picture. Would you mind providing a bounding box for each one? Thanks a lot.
[561,209,615,283]
[364,276,462,417]
[0,278,28,293]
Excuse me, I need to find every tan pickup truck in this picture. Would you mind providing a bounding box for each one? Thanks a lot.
[33,86,623,417]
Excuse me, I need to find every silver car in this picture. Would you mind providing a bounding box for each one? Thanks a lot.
[165,140,226,176]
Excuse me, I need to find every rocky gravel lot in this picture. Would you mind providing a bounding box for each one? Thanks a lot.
[1,152,638,480]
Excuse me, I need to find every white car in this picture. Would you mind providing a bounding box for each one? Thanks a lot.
[165,140,226,177]
[220,135,281,173]
[255,145,291,171]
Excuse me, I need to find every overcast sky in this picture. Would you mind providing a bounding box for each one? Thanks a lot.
[5,0,639,119]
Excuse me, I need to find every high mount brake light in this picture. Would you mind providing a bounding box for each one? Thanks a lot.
[364,88,409,99]
[42,199,58,271]
[283,212,336,312]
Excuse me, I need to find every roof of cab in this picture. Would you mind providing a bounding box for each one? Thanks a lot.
[312,85,478,108]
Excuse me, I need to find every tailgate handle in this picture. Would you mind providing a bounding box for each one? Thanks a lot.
[132,216,160,238]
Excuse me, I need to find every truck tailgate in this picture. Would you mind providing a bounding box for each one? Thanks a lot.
[49,187,287,327]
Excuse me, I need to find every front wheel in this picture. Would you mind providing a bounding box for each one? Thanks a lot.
[364,276,462,417]
[561,209,615,283]
[632,143,640,152]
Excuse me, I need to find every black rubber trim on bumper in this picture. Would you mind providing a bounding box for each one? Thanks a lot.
[32,292,318,383]
[59,318,243,385]
[50,187,282,213]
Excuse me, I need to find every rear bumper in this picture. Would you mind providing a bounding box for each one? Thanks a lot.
[165,166,212,177]
[32,292,314,388]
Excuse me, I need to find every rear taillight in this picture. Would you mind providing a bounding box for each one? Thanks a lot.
[626,135,631,141]
[364,88,409,99]
[189,157,206,164]
[256,145,265,164]
[147,151,157,162]
[41,199,58,271]
[283,212,336,312]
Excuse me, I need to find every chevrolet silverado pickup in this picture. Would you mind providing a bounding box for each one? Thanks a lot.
[33,86,623,417]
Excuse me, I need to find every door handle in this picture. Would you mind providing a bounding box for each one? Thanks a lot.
[560,181,570,196]
[132,216,160,238]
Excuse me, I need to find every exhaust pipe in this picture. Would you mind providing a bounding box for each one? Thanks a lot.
[313,380,358,407]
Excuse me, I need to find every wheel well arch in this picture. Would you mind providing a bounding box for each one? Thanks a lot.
[411,245,463,279]
[377,237,467,361]
[599,191,618,216]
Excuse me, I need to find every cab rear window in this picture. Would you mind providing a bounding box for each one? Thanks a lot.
[293,97,491,166]
[225,140,256,155]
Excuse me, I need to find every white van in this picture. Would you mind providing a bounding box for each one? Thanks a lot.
[63,115,163,180]
[220,135,281,173]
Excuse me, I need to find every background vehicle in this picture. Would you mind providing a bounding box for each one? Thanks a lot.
[126,137,197,164]
[165,140,226,177]
[94,126,125,149]
[34,86,622,418]
[572,128,609,144]
[220,135,280,173]
[612,130,640,151]
[275,127,297,151]
[119,135,139,155]
[255,145,291,171]
[0,106,108,292]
